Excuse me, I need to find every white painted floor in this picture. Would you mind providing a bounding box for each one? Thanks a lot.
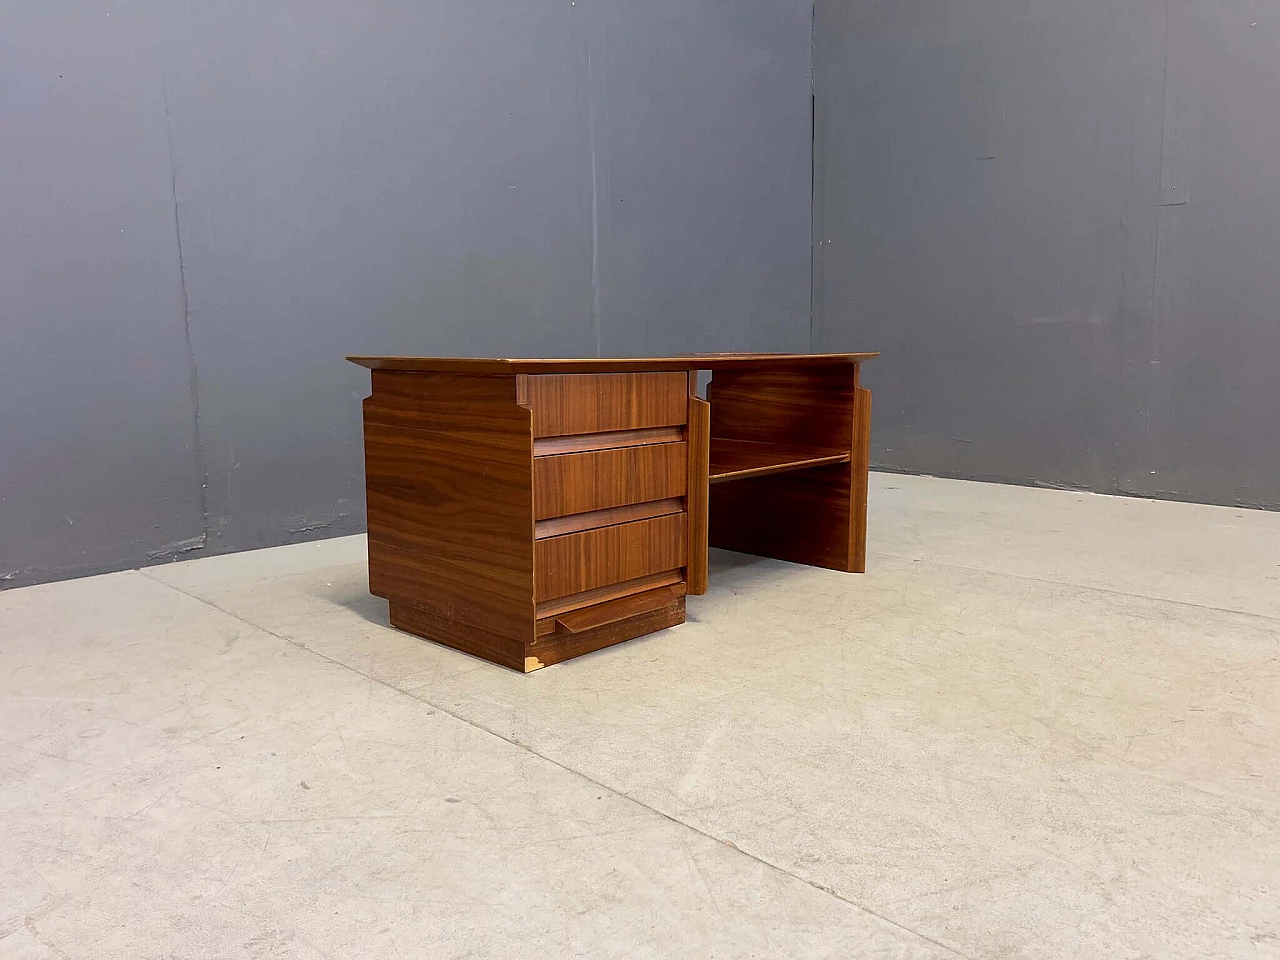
[3,473,1279,959]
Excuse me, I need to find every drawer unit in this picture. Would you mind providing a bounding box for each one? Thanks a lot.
[352,358,741,673]
[533,442,687,520]
[526,372,688,437]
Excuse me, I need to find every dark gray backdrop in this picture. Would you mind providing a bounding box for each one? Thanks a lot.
[2,0,813,587]
[815,1,1280,509]
[8,1,1279,589]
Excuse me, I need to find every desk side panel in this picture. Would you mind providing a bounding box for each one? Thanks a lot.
[362,371,534,642]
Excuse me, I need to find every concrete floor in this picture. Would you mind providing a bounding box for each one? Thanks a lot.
[3,474,1279,960]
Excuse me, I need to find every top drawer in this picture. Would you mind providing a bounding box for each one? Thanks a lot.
[527,372,688,438]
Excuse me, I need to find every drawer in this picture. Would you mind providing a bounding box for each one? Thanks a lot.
[534,513,687,602]
[527,372,688,438]
[528,581,688,668]
[536,582,687,640]
[533,442,687,520]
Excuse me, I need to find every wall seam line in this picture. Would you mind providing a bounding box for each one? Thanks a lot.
[808,0,818,352]
[163,83,209,553]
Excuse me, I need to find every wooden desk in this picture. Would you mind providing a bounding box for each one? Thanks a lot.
[347,353,876,671]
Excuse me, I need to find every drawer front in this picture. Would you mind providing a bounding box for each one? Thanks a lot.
[538,582,687,638]
[527,372,688,438]
[534,513,687,602]
[534,442,687,520]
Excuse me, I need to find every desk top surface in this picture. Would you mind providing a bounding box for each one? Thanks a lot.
[347,353,877,375]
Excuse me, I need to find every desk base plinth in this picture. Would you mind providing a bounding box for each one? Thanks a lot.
[389,596,686,673]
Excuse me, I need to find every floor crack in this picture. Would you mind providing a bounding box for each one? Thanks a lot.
[876,550,1280,623]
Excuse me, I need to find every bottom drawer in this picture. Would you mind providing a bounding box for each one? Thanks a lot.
[538,582,687,637]
[527,584,687,670]
[534,513,687,602]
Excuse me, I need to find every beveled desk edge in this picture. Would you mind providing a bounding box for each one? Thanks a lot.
[347,353,879,375]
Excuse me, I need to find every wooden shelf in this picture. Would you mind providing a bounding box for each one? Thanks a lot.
[708,438,850,484]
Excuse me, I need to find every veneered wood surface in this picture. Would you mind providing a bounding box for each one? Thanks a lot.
[349,353,878,375]
[686,395,710,595]
[534,513,687,602]
[708,438,850,483]
[389,601,527,672]
[363,371,534,641]
[527,372,688,438]
[533,442,687,519]
[709,465,856,571]
[534,498,684,541]
[708,365,858,448]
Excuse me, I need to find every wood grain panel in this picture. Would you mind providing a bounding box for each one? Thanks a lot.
[707,365,857,448]
[389,602,527,672]
[533,443,686,519]
[534,499,684,540]
[362,371,534,641]
[535,513,687,602]
[708,439,849,483]
[527,372,688,438]
[686,395,710,595]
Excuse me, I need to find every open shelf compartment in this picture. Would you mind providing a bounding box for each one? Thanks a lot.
[708,438,850,484]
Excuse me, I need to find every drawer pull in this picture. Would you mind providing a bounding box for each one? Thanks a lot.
[533,426,684,457]
[554,585,686,634]
[534,498,684,540]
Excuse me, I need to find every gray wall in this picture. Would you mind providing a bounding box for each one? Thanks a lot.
[2,0,813,587]
[815,1,1280,509]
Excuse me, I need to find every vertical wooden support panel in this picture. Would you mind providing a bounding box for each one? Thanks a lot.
[363,371,535,642]
[686,391,711,595]
[849,382,872,574]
